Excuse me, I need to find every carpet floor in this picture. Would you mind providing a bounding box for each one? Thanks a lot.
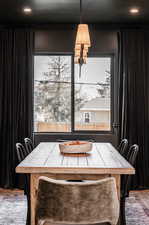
[0,190,149,225]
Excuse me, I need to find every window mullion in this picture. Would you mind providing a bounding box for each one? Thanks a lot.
[71,55,75,132]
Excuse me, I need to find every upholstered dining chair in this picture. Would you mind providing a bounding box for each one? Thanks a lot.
[118,139,128,158]
[120,144,139,225]
[16,143,30,225]
[24,137,34,154]
[35,176,119,225]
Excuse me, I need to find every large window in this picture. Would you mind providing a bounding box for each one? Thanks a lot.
[34,55,112,133]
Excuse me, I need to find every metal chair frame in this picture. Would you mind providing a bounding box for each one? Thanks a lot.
[118,139,128,158]
[120,144,139,225]
[16,142,30,225]
[24,137,34,154]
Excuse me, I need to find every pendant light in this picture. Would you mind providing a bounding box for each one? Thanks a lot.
[74,0,91,67]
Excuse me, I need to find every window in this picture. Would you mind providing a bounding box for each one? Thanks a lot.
[84,113,90,123]
[34,55,112,133]
[74,57,111,131]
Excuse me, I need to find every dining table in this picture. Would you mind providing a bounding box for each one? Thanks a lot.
[16,142,135,225]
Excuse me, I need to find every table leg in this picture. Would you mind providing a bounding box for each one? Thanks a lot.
[30,174,37,225]
[111,174,121,225]
[111,174,120,200]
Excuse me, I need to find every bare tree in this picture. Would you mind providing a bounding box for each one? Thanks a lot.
[96,69,111,98]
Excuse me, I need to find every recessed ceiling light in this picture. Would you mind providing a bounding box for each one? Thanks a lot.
[23,7,32,13]
[129,8,139,14]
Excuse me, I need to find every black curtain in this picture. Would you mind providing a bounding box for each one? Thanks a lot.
[0,29,34,188]
[118,30,149,189]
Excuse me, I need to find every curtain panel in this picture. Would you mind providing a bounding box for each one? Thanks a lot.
[0,29,34,188]
[118,30,149,189]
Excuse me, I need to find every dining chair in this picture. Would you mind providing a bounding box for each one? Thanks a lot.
[16,142,29,194]
[24,137,34,154]
[16,143,30,225]
[35,176,119,225]
[118,139,128,158]
[16,143,29,162]
[120,144,139,225]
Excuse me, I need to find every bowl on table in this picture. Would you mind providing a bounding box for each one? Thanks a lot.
[59,140,92,154]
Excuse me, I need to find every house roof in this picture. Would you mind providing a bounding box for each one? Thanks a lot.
[80,97,110,111]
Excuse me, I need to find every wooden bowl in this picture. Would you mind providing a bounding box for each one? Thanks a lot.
[59,141,92,154]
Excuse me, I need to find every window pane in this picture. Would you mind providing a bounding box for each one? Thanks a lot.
[34,56,71,132]
[74,57,111,131]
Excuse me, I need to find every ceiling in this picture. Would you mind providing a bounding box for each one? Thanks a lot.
[1,0,149,24]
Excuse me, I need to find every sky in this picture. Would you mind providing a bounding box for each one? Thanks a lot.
[75,57,111,83]
[34,56,111,99]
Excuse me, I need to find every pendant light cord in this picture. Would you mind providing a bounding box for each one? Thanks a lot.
[80,0,82,24]
[79,0,83,78]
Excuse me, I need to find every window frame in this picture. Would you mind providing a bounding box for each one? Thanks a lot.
[33,53,115,135]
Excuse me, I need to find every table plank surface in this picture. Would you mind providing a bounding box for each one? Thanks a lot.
[16,142,135,175]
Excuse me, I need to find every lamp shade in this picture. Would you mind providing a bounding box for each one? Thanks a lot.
[75,24,91,46]
[74,24,91,65]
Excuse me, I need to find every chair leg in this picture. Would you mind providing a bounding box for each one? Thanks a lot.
[26,194,30,225]
[25,175,30,225]
[120,197,126,225]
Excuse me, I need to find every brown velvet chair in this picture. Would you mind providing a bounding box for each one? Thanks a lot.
[35,177,119,225]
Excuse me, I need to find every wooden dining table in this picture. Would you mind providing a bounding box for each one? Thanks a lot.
[16,142,135,225]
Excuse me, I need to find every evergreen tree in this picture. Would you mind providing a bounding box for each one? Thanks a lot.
[34,56,85,122]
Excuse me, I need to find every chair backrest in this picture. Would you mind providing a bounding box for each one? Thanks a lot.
[118,139,128,157]
[24,137,34,154]
[35,177,119,225]
[126,144,139,165]
[16,143,28,163]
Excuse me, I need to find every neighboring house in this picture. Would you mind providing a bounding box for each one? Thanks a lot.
[76,97,110,125]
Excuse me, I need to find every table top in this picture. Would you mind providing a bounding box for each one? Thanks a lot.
[16,142,135,175]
